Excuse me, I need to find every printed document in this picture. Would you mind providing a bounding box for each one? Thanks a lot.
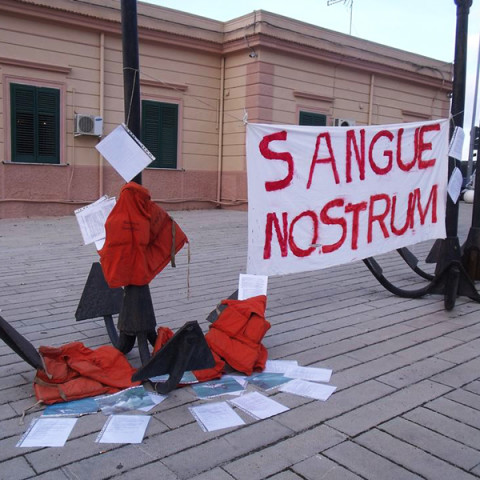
[238,273,268,300]
[96,415,150,444]
[280,379,337,401]
[17,417,78,447]
[189,402,245,432]
[229,391,289,419]
[264,360,298,374]
[95,124,155,182]
[75,195,116,245]
[284,365,332,383]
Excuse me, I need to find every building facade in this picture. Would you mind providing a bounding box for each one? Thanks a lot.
[0,0,452,218]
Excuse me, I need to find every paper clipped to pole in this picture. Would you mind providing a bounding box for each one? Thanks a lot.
[95,124,155,182]
[74,195,116,246]
[448,126,465,161]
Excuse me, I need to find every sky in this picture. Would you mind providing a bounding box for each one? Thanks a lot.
[142,0,480,160]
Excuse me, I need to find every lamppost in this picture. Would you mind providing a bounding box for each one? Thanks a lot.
[363,0,480,310]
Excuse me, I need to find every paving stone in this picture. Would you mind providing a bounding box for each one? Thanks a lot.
[404,407,480,450]
[161,419,294,479]
[379,417,480,471]
[464,380,480,395]
[425,396,480,429]
[265,471,305,480]
[222,425,346,480]
[446,387,480,410]
[431,357,480,388]
[0,456,36,480]
[436,338,480,363]
[376,357,455,388]
[102,460,178,479]
[326,380,451,436]
[25,470,70,480]
[333,354,422,390]
[60,445,163,480]
[323,440,421,480]
[276,379,394,432]
[189,467,236,480]
[293,454,363,479]
[356,428,479,480]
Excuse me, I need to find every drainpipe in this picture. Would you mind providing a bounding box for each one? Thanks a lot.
[99,32,105,197]
[216,56,225,205]
[368,73,375,125]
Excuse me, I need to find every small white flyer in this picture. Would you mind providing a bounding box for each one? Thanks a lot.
[17,417,78,448]
[74,195,116,245]
[448,166,464,203]
[189,402,245,432]
[280,379,337,401]
[95,415,150,444]
[284,365,332,383]
[229,391,289,419]
[238,273,268,300]
[448,126,465,161]
[95,124,155,182]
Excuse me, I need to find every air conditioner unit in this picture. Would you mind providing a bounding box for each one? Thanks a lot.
[334,118,356,127]
[74,114,103,136]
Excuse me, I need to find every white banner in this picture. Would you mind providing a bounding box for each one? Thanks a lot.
[246,120,449,276]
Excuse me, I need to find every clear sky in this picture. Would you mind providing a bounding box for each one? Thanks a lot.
[142,0,480,159]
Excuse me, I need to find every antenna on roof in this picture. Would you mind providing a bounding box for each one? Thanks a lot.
[327,0,353,35]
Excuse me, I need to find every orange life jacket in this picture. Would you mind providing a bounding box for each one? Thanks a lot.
[194,295,270,378]
[98,182,188,288]
[34,342,139,404]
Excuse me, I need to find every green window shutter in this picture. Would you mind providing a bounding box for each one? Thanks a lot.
[11,83,60,164]
[142,100,178,169]
[11,84,36,163]
[299,111,327,126]
[37,87,60,163]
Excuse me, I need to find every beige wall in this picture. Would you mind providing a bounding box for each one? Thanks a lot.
[0,0,452,218]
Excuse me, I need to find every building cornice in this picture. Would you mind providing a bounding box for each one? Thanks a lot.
[0,57,71,74]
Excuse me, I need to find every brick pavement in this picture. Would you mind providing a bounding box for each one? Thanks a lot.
[1,203,480,479]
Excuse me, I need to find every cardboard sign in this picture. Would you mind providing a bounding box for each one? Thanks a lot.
[246,120,449,276]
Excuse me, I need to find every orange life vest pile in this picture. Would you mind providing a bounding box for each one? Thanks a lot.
[153,295,270,383]
[34,342,139,405]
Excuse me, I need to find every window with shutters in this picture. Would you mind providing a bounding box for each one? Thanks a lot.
[10,83,60,164]
[141,100,178,169]
[299,111,327,126]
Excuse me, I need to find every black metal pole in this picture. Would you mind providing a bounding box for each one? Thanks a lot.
[364,0,480,311]
[121,0,142,185]
[445,0,472,237]
[119,0,156,364]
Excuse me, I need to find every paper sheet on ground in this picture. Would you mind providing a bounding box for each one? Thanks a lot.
[17,417,78,447]
[284,365,332,383]
[189,402,245,432]
[238,273,268,300]
[229,391,289,419]
[264,360,298,374]
[95,415,150,444]
[280,379,337,401]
